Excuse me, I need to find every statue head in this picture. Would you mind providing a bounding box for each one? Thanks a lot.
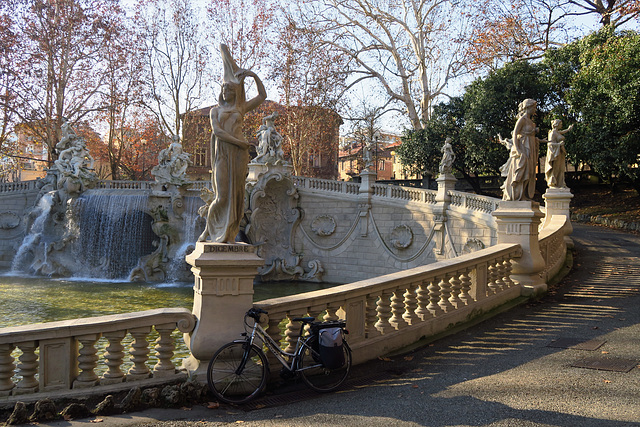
[518,99,537,115]
[551,119,562,129]
[218,44,245,106]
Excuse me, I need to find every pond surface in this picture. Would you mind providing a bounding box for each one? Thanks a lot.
[0,274,336,328]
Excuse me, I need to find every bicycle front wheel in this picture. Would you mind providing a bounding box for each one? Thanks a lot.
[298,335,352,392]
[207,342,268,404]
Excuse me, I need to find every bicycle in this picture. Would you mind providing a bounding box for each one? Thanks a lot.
[206,307,352,404]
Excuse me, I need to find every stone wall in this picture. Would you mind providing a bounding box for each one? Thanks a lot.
[0,183,40,269]
[294,185,498,284]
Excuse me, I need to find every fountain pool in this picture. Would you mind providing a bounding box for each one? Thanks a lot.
[0,274,337,328]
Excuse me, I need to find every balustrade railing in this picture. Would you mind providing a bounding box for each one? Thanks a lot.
[0,180,38,193]
[448,190,501,214]
[539,219,569,282]
[0,308,195,399]
[255,243,522,364]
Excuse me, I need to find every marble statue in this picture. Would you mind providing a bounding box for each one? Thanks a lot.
[253,111,285,164]
[198,44,267,243]
[545,119,573,189]
[53,120,96,192]
[151,136,193,185]
[439,137,455,175]
[499,99,545,201]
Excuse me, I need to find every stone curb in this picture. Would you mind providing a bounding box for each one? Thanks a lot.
[571,213,640,232]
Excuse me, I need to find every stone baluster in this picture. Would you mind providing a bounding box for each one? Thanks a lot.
[438,277,454,312]
[458,269,473,304]
[389,289,407,329]
[449,274,462,309]
[323,306,340,322]
[503,258,514,288]
[427,279,444,316]
[488,262,499,295]
[0,344,15,396]
[374,290,394,334]
[415,282,430,320]
[127,327,151,380]
[14,341,39,394]
[403,285,419,326]
[153,323,177,377]
[102,331,126,385]
[264,314,284,372]
[73,334,100,389]
[284,312,304,354]
[495,261,506,291]
[365,294,379,338]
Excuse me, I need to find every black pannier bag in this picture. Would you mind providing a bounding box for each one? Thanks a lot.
[310,320,346,369]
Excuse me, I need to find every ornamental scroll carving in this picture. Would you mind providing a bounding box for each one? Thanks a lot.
[245,167,323,282]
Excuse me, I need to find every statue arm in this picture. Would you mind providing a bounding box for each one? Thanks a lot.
[210,110,250,150]
[239,70,267,113]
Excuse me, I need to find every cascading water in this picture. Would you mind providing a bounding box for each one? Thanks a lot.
[166,195,203,281]
[73,192,156,279]
[11,192,56,273]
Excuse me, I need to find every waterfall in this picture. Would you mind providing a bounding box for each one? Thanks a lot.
[166,196,203,281]
[11,192,56,272]
[73,192,155,279]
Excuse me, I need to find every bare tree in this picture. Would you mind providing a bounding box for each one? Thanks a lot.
[569,0,639,27]
[9,0,123,162]
[99,13,147,180]
[270,18,348,177]
[207,0,275,75]
[299,0,476,130]
[135,0,209,139]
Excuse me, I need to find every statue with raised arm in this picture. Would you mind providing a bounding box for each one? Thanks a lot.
[198,44,267,243]
[439,137,455,175]
[500,99,544,201]
[545,119,573,189]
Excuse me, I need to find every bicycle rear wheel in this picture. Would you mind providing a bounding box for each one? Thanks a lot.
[298,335,351,392]
[207,341,268,404]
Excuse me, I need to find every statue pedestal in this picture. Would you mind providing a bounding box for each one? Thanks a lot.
[542,187,574,245]
[182,242,264,379]
[247,161,293,183]
[434,173,457,255]
[492,201,546,296]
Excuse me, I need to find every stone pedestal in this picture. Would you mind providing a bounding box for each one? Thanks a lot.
[542,187,574,245]
[182,242,264,378]
[492,201,546,296]
[434,173,456,255]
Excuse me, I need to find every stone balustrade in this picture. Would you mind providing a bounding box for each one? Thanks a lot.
[254,243,523,364]
[0,308,196,402]
[448,190,501,214]
[372,184,438,204]
[0,181,38,193]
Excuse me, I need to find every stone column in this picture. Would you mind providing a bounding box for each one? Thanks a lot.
[492,201,546,296]
[358,169,376,237]
[182,242,264,378]
[542,187,574,246]
[434,173,456,255]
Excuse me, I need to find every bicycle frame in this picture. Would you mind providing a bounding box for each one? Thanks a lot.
[240,319,310,373]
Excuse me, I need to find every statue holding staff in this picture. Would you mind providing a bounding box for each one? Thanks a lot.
[198,44,267,243]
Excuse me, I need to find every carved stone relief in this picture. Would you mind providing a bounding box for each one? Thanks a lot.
[0,212,20,229]
[390,224,413,249]
[310,215,336,237]
[463,238,485,254]
[246,165,323,282]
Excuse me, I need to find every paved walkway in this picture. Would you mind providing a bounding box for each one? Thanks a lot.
[42,224,640,427]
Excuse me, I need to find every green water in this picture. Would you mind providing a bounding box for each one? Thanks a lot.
[0,274,334,328]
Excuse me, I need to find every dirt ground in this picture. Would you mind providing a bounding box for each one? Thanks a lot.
[570,184,640,225]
